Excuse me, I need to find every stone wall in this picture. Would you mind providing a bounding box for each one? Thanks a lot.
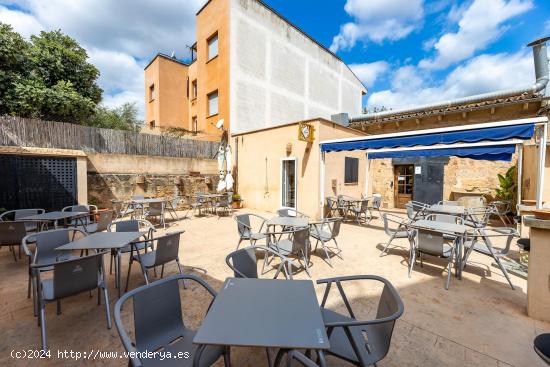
[87,173,219,209]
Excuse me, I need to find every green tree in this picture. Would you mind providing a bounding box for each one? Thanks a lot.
[85,102,142,131]
[0,23,102,122]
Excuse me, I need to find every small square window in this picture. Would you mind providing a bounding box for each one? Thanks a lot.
[344,157,359,184]
[149,84,155,101]
[192,116,198,133]
[207,90,218,116]
[207,32,218,60]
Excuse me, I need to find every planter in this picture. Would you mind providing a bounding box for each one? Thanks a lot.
[92,208,109,222]
[232,201,242,209]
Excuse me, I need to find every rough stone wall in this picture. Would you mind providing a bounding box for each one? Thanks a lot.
[369,159,395,208]
[87,173,219,209]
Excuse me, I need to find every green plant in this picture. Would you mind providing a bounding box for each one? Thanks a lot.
[232,194,241,202]
[495,166,516,201]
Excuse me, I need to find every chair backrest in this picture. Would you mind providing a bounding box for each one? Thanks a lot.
[31,229,81,264]
[439,200,459,206]
[96,210,114,232]
[416,228,446,255]
[153,232,182,266]
[132,195,145,200]
[133,278,186,351]
[382,213,406,236]
[369,282,403,361]
[359,199,369,211]
[277,208,308,218]
[171,197,180,209]
[291,227,309,253]
[52,252,104,299]
[427,213,463,224]
[0,221,28,245]
[235,214,251,237]
[110,220,139,232]
[226,246,258,278]
[372,194,382,209]
[479,228,516,255]
[62,205,90,213]
[331,218,342,237]
[326,197,336,208]
[405,202,415,221]
[0,208,45,221]
[148,201,165,215]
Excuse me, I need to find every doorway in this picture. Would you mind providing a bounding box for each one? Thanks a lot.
[281,157,296,209]
[394,165,414,208]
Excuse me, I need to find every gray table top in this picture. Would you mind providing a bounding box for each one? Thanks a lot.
[267,217,309,227]
[129,198,165,204]
[20,211,89,221]
[55,231,146,251]
[414,219,468,235]
[428,204,465,215]
[194,278,330,350]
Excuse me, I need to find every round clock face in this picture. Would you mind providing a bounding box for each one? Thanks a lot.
[301,125,310,139]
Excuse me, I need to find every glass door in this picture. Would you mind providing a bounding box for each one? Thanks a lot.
[394,165,414,208]
[281,158,296,209]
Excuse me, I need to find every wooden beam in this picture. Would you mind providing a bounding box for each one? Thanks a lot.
[462,112,467,119]
[490,107,495,115]
[523,102,529,110]
[395,121,400,128]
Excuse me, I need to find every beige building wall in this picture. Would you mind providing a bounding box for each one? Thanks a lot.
[236,119,365,219]
[523,145,550,202]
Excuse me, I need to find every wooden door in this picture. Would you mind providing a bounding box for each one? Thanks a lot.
[394,165,414,209]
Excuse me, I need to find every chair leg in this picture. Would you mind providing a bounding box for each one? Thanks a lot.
[236,238,243,250]
[103,285,112,329]
[495,256,515,290]
[39,302,47,351]
[223,346,231,367]
[160,264,165,278]
[176,259,187,289]
[11,246,17,261]
[141,265,150,284]
[320,240,333,267]
[124,257,134,292]
[109,253,114,275]
[408,247,416,278]
[380,232,397,256]
[445,251,454,290]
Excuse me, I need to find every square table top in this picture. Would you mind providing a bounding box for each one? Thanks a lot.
[129,198,165,204]
[428,204,465,215]
[55,231,146,251]
[194,278,330,350]
[414,219,469,235]
[20,211,89,222]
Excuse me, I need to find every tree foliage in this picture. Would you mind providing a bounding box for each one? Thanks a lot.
[0,23,141,130]
[495,166,516,201]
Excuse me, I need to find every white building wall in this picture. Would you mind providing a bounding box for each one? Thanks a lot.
[229,0,365,134]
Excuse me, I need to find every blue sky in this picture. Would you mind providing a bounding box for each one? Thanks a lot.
[1,0,549,117]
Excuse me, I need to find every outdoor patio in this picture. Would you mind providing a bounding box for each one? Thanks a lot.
[0,208,546,367]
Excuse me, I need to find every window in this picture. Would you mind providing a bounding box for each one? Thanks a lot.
[149,120,155,128]
[192,80,197,99]
[192,116,198,133]
[344,157,359,184]
[207,90,218,116]
[207,32,218,60]
[149,84,155,101]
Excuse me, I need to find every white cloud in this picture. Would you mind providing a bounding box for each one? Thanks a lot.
[0,6,42,38]
[349,61,389,88]
[368,50,533,110]
[0,0,206,119]
[330,0,424,52]
[420,0,532,70]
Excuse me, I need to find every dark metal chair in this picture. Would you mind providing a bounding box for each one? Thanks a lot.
[111,199,135,220]
[125,231,186,291]
[405,201,427,222]
[379,213,411,256]
[277,208,309,218]
[425,213,464,241]
[107,219,155,276]
[81,210,113,234]
[167,196,181,220]
[215,192,233,216]
[326,197,339,218]
[317,275,404,367]
[410,228,457,290]
[462,227,518,289]
[274,350,324,367]
[0,221,29,261]
[234,213,268,249]
[535,333,550,365]
[266,226,311,277]
[145,201,167,228]
[371,194,382,218]
[0,208,44,232]
[309,218,343,266]
[114,274,229,367]
[34,251,111,350]
[350,199,371,225]
[22,228,85,315]
[225,245,292,279]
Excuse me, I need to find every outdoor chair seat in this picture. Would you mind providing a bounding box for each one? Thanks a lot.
[310,228,331,242]
[119,240,149,254]
[321,308,382,365]
[244,231,267,242]
[268,239,293,256]
[534,333,550,365]
[421,243,453,258]
[142,329,225,367]
[132,251,156,268]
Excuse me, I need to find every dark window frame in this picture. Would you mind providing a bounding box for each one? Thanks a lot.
[344,157,359,184]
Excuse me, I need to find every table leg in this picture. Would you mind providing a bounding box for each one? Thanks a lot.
[458,235,463,280]
[117,250,122,298]
[317,350,327,367]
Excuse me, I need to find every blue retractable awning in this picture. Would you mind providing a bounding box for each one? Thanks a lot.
[321,123,534,153]
[367,144,516,162]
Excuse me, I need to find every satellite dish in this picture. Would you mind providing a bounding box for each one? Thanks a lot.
[216,119,224,129]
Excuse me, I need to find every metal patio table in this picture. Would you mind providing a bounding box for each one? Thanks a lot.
[126,198,166,219]
[412,219,470,279]
[428,204,466,216]
[194,278,330,366]
[55,231,147,297]
[20,211,89,230]
[267,216,309,228]
[196,193,224,214]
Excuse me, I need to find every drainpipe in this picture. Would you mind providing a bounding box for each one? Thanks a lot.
[347,36,550,124]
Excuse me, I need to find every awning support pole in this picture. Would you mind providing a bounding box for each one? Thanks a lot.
[320,149,326,218]
[517,144,523,235]
[365,153,370,197]
[536,123,547,209]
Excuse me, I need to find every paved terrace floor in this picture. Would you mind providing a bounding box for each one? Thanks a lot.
[0,209,548,367]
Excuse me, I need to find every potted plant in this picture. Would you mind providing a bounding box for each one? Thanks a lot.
[494,166,517,219]
[232,194,243,209]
